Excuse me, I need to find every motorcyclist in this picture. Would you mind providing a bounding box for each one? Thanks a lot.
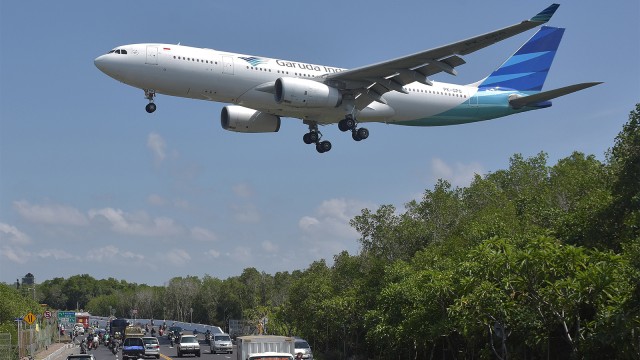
[170,332,175,347]
[204,329,211,345]
[80,339,87,354]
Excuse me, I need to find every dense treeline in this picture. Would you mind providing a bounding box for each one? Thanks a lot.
[7,104,639,359]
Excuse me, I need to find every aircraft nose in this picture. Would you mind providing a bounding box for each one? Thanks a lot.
[94,55,108,72]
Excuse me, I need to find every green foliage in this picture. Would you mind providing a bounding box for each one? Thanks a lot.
[10,104,639,359]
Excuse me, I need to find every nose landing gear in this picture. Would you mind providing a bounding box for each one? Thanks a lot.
[144,89,157,113]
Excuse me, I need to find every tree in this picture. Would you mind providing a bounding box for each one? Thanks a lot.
[606,103,640,247]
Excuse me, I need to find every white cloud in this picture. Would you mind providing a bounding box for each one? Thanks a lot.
[230,246,252,263]
[298,216,319,231]
[191,227,217,242]
[147,132,166,163]
[232,183,253,198]
[296,198,371,263]
[299,198,366,239]
[164,249,191,266]
[232,203,261,223]
[88,208,184,237]
[430,158,484,188]
[0,246,30,264]
[173,198,190,210]
[86,245,144,262]
[13,200,88,226]
[36,249,75,260]
[261,240,278,253]
[0,223,31,245]
[148,194,167,206]
[206,249,221,258]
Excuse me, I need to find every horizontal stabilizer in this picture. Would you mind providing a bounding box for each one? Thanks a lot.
[509,82,602,108]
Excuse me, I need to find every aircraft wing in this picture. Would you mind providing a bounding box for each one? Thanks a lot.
[509,82,603,108]
[323,4,560,109]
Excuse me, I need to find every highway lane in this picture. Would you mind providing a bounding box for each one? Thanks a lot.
[70,334,235,360]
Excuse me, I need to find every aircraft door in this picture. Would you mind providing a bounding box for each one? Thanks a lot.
[146,46,158,65]
[222,56,234,75]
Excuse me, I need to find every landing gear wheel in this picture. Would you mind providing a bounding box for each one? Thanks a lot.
[357,127,369,140]
[316,140,332,153]
[338,117,356,132]
[303,133,313,144]
[145,103,157,113]
[352,131,362,141]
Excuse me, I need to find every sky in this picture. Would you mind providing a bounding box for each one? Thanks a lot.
[1,0,638,287]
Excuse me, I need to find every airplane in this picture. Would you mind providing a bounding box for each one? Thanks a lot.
[94,3,601,154]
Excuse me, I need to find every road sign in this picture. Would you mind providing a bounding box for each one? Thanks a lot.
[44,310,52,319]
[23,313,36,325]
[57,311,76,326]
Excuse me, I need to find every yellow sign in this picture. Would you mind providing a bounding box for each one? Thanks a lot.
[24,312,36,325]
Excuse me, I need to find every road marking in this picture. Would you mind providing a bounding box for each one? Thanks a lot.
[160,353,172,360]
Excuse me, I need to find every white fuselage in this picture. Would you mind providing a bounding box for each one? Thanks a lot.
[94,44,507,126]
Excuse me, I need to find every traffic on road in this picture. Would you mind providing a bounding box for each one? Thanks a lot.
[66,331,235,360]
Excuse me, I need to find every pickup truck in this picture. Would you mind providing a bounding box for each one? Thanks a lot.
[122,337,145,360]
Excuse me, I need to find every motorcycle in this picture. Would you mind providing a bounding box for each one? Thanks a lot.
[109,339,120,355]
[80,342,88,354]
[204,333,211,345]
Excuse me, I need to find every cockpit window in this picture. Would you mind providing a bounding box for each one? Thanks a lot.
[108,50,115,54]
[108,49,128,55]
[121,49,127,54]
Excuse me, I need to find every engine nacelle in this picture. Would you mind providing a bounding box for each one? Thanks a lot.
[221,106,281,133]
[275,77,342,108]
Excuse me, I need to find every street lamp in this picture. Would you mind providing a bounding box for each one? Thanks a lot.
[190,308,193,325]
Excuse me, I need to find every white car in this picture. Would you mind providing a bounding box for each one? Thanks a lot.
[294,339,313,359]
[177,335,201,357]
[210,333,233,354]
[142,337,160,358]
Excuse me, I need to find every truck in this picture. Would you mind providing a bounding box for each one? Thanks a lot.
[236,336,295,360]
[123,325,145,339]
[121,337,145,360]
[109,318,129,337]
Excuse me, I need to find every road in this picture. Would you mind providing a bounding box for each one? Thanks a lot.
[69,334,235,360]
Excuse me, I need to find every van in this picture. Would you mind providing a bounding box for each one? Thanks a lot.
[211,333,233,354]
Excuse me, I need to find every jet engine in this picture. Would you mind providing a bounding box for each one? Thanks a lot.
[221,106,281,133]
[275,77,342,108]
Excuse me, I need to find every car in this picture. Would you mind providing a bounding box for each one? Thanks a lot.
[73,324,85,335]
[177,334,201,357]
[294,339,313,360]
[67,355,95,360]
[210,333,233,354]
[122,337,145,360]
[142,337,160,358]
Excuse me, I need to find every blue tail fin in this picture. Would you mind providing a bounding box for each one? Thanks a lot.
[478,26,565,92]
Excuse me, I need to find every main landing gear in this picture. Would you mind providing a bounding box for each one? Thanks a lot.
[302,115,369,154]
[338,114,369,141]
[144,89,157,113]
[303,123,332,154]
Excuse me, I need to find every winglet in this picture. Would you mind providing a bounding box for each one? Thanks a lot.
[530,4,560,23]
